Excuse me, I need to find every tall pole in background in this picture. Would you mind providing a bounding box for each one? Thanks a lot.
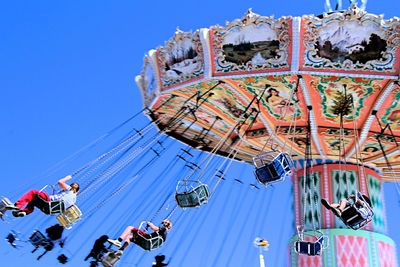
[255,238,269,267]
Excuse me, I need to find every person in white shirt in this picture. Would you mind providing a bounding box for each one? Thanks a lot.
[6,175,79,217]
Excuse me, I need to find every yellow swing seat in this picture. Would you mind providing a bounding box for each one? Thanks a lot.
[101,251,120,267]
[57,205,82,229]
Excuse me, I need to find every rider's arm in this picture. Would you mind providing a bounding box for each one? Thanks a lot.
[147,222,159,231]
[58,175,72,191]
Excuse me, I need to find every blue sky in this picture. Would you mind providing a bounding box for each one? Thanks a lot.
[1,1,400,266]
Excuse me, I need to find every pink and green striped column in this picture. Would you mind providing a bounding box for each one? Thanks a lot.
[289,162,397,267]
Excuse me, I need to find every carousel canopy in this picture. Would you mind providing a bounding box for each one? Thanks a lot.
[136,5,400,181]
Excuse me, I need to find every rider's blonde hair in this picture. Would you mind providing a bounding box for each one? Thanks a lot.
[162,219,172,229]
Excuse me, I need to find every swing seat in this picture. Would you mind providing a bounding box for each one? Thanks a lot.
[175,181,210,208]
[34,196,66,215]
[101,251,120,267]
[294,235,325,256]
[253,151,293,186]
[34,185,66,215]
[0,197,14,220]
[132,232,164,251]
[340,199,373,230]
[132,221,164,251]
[57,205,82,229]
[294,227,328,256]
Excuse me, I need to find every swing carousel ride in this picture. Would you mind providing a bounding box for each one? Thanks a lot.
[2,1,400,267]
[135,3,400,266]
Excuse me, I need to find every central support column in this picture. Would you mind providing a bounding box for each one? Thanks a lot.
[288,162,397,266]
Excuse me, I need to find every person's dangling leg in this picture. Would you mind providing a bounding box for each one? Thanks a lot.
[15,190,40,210]
[115,235,132,257]
[120,236,131,250]
[108,226,136,248]
[15,190,49,210]
[339,198,348,211]
[121,226,136,240]
[330,203,340,209]
[23,202,36,215]
[321,198,341,217]
[14,190,49,216]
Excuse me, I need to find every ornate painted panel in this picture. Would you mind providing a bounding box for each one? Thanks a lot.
[156,29,205,90]
[378,84,400,132]
[300,6,400,75]
[304,75,384,126]
[361,134,395,163]
[137,55,159,107]
[318,128,356,158]
[228,75,307,123]
[137,6,400,173]
[209,9,292,76]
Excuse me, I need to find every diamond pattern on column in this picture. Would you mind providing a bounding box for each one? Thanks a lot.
[332,170,358,229]
[298,254,323,267]
[297,236,323,267]
[378,241,396,267]
[368,175,385,233]
[336,235,369,267]
[299,173,321,229]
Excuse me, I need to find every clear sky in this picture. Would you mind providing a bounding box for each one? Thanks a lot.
[1,1,400,267]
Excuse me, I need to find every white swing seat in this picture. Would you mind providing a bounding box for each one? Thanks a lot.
[35,196,66,215]
[0,197,14,220]
[35,185,66,215]
[253,151,293,186]
[101,251,120,267]
[57,205,82,229]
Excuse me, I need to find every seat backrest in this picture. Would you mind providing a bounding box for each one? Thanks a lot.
[57,205,82,228]
[194,184,210,200]
[295,240,321,256]
[255,165,281,184]
[358,206,371,218]
[254,152,293,185]
[0,197,13,214]
[132,234,151,250]
[101,251,120,267]
[175,190,196,208]
[50,200,65,214]
[341,205,362,220]
[34,196,65,215]
[133,233,164,251]
[175,184,210,208]
[341,204,371,229]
